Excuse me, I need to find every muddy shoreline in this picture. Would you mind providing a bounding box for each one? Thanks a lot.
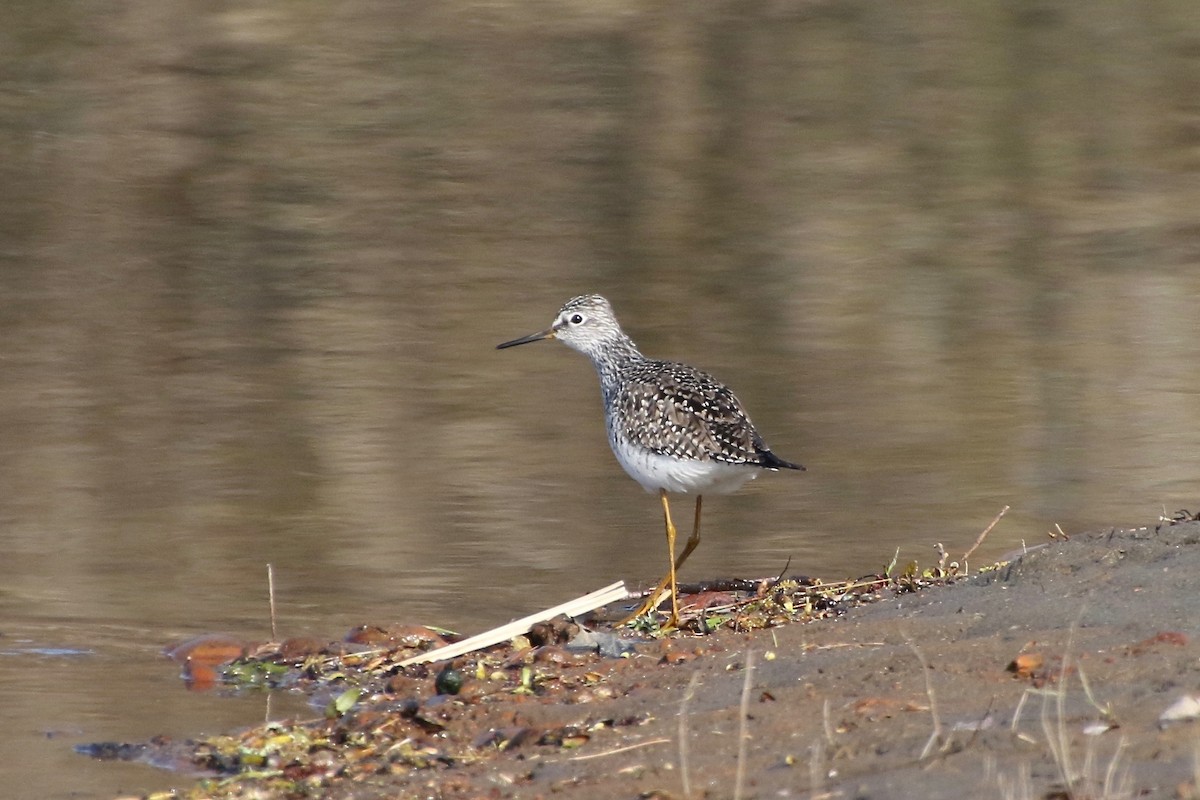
[95,515,1200,799]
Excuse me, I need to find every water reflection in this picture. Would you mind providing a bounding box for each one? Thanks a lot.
[1,1,1199,797]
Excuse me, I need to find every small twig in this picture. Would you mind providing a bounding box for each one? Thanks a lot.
[771,555,793,586]
[567,738,671,761]
[267,563,278,642]
[733,651,755,800]
[962,505,1010,566]
[679,671,700,799]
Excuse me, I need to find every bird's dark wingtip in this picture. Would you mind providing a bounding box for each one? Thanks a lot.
[761,451,805,471]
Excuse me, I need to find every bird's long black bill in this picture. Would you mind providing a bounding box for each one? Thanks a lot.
[496,328,555,349]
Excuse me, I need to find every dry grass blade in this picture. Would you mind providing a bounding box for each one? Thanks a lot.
[733,650,755,800]
[267,563,278,642]
[567,738,670,761]
[904,634,944,760]
[679,671,700,799]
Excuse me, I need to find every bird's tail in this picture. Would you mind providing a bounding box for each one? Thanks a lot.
[760,450,805,471]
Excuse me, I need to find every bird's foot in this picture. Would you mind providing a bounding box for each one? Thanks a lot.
[617,584,677,627]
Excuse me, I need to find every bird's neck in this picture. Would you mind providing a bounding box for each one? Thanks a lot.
[588,334,643,393]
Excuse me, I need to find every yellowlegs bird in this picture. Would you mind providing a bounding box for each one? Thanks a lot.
[497,294,804,629]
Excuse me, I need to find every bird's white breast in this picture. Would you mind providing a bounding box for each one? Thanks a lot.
[610,436,758,495]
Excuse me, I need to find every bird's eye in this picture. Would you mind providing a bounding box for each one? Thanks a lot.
[570,314,584,325]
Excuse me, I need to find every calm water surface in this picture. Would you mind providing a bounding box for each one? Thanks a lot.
[2,2,1199,797]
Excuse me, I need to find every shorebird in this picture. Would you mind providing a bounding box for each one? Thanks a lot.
[497,294,803,628]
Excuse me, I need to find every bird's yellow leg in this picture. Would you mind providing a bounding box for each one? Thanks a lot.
[639,495,704,603]
[619,494,703,628]
[661,489,680,628]
[676,494,702,574]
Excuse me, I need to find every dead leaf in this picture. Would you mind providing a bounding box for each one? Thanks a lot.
[1008,652,1044,679]
[1129,631,1189,656]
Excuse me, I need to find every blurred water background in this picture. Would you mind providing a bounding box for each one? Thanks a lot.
[2,2,1199,797]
